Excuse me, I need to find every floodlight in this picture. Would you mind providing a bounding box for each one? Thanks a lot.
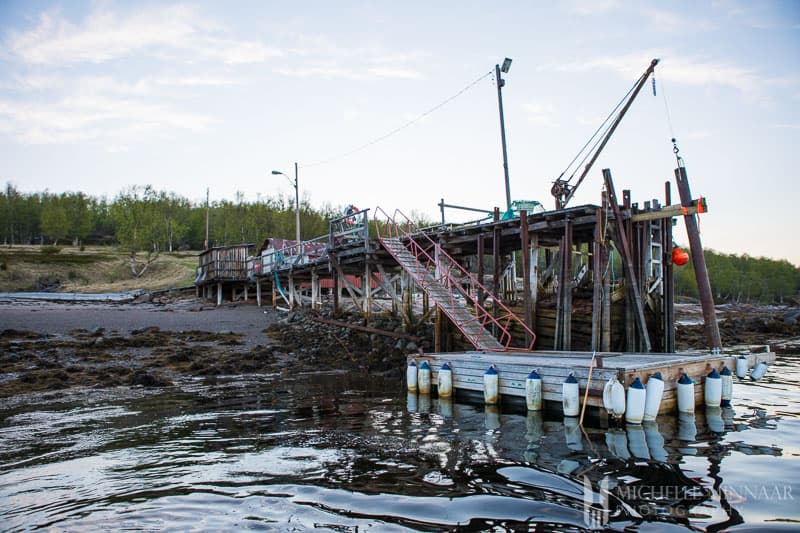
[501,58,512,73]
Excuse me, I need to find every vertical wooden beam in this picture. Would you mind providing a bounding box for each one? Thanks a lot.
[591,208,602,351]
[562,219,573,350]
[364,261,372,319]
[272,278,277,307]
[492,207,501,338]
[311,270,319,311]
[288,274,295,308]
[603,168,652,351]
[664,181,675,353]
[477,234,485,308]
[530,233,539,335]
[520,210,532,346]
[675,166,721,349]
[332,267,340,315]
[244,283,248,301]
[401,270,413,331]
[256,278,262,307]
[216,282,222,306]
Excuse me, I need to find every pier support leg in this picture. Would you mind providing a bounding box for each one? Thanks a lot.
[675,166,721,349]
[312,270,319,312]
[217,282,222,306]
[256,278,262,307]
[591,208,602,351]
[363,262,372,319]
[288,274,295,308]
[520,210,532,347]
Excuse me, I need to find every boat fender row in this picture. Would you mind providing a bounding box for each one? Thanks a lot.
[736,354,769,381]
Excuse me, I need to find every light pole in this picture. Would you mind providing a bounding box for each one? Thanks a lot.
[496,57,512,210]
[271,162,301,244]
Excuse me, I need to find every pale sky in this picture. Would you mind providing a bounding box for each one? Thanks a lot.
[1,1,798,265]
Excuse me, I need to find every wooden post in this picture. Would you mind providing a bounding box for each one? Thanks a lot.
[530,233,539,335]
[477,234,485,308]
[434,307,442,353]
[311,270,319,311]
[664,181,675,353]
[492,207,501,338]
[288,274,295,308]
[332,268,340,315]
[243,283,248,301]
[562,219,573,350]
[401,270,413,331]
[256,278,262,307]
[520,210,532,346]
[364,262,372,319]
[675,165,721,349]
[591,208,602,351]
[216,282,222,306]
[603,168,652,352]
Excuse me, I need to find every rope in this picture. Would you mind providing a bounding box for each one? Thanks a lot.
[557,78,639,185]
[303,70,494,169]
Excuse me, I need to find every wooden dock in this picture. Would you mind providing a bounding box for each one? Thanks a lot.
[410,347,775,417]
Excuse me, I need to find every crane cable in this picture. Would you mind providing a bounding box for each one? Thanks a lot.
[302,70,494,169]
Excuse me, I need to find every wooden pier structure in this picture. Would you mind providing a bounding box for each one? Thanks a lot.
[195,163,776,418]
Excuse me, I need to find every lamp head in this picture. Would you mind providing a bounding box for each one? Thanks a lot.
[271,170,282,175]
[501,57,512,73]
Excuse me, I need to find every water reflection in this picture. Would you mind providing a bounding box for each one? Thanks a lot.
[1,369,796,531]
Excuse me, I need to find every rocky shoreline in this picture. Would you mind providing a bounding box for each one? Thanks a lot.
[1,298,799,402]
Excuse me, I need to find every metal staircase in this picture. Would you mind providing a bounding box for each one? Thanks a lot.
[375,207,536,351]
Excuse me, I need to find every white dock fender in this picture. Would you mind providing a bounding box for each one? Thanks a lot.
[438,362,453,398]
[705,368,722,407]
[418,360,431,394]
[720,366,733,407]
[602,375,626,418]
[562,372,580,417]
[406,360,418,393]
[525,369,542,411]
[750,361,768,381]
[484,365,499,405]
[677,373,696,414]
[736,354,749,379]
[643,372,665,422]
[625,377,646,425]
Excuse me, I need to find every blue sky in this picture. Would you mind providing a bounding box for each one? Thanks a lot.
[1,1,798,265]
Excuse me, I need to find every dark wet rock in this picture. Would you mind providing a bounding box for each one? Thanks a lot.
[128,370,171,387]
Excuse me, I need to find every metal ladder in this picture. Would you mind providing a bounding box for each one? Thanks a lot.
[375,207,536,351]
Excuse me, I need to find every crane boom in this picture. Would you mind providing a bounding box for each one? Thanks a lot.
[552,58,660,209]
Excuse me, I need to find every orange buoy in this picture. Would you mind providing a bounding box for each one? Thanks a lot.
[672,247,689,266]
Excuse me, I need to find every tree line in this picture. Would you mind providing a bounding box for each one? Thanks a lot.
[2,183,798,300]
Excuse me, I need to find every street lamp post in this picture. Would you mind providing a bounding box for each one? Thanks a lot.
[496,57,512,211]
[271,162,301,244]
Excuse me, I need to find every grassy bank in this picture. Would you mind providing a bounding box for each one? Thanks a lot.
[0,245,198,293]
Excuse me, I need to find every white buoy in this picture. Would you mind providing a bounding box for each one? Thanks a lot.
[705,368,722,407]
[706,406,724,434]
[625,377,646,425]
[602,375,626,418]
[484,365,499,405]
[418,361,431,394]
[720,366,733,407]
[525,369,543,411]
[644,372,665,422]
[677,373,695,414]
[562,372,580,417]
[750,361,768,381]
[736,354,749,379]
[406,360,418,392]
[438,362,453,398]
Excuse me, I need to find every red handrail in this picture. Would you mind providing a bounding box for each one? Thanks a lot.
[375,207,535,351]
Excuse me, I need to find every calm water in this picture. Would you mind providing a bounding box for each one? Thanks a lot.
[1,355,799,531]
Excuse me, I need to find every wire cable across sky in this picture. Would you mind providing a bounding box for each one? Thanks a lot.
[302,70,494,169]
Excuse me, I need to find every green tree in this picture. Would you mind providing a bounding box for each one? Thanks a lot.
[111,186,165,277]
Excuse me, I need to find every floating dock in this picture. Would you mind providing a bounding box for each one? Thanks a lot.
[408,348,775,419]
